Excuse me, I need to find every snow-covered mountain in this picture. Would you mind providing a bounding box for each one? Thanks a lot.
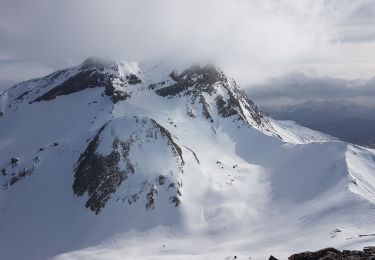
[0,58,374,260]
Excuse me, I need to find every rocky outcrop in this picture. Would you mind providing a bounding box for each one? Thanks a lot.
[73,117,185,214]
[1,150,47,190]
[269,246,375,260]
[33,68,132,103]
[34,70,112,102]
[155,65,225,97]
[31,58,141,104]
[154,65,266,127]
[72,122,133,214]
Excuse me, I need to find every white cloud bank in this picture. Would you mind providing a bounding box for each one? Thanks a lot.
[0,0,375,90]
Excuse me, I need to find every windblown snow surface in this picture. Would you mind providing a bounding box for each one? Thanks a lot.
[0,58,374,260]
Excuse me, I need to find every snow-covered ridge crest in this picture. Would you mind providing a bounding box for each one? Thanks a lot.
[0,58,275,135]
[1,57,338,145]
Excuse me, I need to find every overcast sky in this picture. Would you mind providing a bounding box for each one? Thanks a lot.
[1,0,375,93]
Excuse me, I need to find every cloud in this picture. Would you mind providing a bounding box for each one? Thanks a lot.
[248,72,375,107]
[0,0,375,91]
[0,58,54,90]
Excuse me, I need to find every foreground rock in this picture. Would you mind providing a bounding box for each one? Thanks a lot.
[269,246,375,260]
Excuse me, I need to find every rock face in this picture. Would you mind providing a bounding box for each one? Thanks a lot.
[154,64,266,128]
[73,117,185,214]
[286,246,375,260]
[33,58,135,103]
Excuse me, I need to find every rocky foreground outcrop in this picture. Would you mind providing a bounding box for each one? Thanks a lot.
[269,246,375,260]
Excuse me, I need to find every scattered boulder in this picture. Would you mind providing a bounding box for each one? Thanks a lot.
[10,157,19,165]
[158,175,166,185]
[169,195,181,207]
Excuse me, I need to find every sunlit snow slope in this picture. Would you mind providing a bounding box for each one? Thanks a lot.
[0,58,374,260]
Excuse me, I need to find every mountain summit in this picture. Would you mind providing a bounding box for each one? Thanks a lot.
[0,58,374,260]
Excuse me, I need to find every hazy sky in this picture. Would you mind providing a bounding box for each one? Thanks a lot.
[1,0,375,91]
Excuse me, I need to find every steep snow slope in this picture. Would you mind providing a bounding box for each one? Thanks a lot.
[0,58,374,260]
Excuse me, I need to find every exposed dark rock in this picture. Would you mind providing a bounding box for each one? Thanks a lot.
[186,105,196,118]
[34,70,112,102]
[33,64,131,104]
[169,195,180,207]
[145,186,158,210]
[72,117,185,214]
[215,94,238,118]
[8,167,35,186]
[127,194,139,205]
[53,142,59,147]
[45,68,72,85]
[149,119,184,166]
[16,90,30,101]
[34,70,111,102]
[199,95,213,122]
[215,84,264,126]
[126,74,142,85]
[155,65,225,97]
[158,175,166,185]
[288,246,375,260]
[72,122,133,214]
[269,255,279,260]
[104,83,131,103]
[168,183,175,190]
[148,83,157,90]
[119,139,135,174]
[154,65,265,126]
[10,157,19,165]
[80,57,117,71]
[0,111,3,117]
[148,81,165,90]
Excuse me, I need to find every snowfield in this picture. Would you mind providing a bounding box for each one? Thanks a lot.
[0,58,374,260]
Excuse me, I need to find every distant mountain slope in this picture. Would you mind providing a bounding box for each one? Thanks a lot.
[0,58,374,260]
[262,100,375,148]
